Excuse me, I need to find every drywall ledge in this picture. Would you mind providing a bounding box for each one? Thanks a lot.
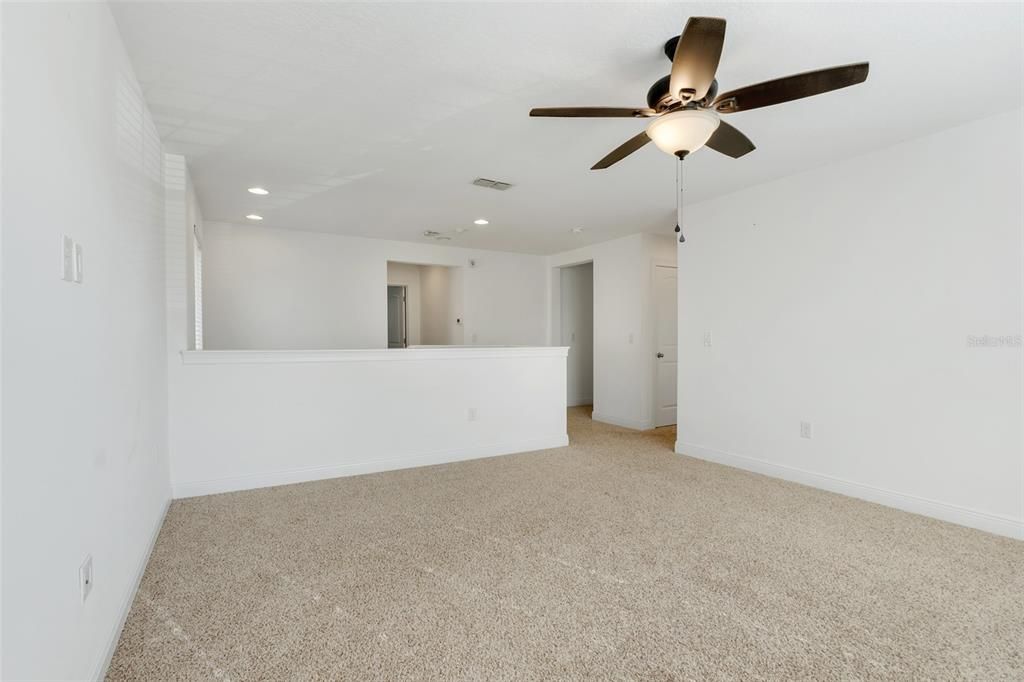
[677,441,1024,541]
[181,347,567,364]
[171,347,570,498]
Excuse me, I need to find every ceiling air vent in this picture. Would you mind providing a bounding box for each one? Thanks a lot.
[472,177,514,191]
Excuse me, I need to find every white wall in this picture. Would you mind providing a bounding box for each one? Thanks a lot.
[560,262,594,406]
[420,264,461,345]
[164,153,204,519]
[387,262,423,346]
[0,4,6,672]
[448,265,466,344]
[1,4,171,680]
[676,109,1024,539]
[171,348,568,498]
[202,223,546,350]
[549,233,677,430]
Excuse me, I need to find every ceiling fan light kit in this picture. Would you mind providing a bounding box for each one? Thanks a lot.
[529,15,869,244]
[646,109,721,157]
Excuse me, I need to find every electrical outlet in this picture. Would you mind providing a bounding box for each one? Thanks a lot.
[703,331,713,347]
[79,555,94,603]
[60,235,75,282]
[800,421,813,439]
[467,407,478,422]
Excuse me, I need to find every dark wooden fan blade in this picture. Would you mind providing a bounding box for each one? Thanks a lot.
[591,131,651,170]
[530,107,655,118]
[705,121,756,158]
[714,62,869,113]
[669,17,726,103]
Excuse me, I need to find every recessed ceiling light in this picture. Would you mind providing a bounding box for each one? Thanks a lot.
[572,227,584,233]
[247,187,269,195]
[245,214,263,221]
[473,218,489,225]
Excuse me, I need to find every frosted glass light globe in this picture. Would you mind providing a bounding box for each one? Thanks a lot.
[646,109,721,156]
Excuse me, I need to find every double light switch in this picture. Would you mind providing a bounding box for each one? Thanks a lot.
[60,234,84,283]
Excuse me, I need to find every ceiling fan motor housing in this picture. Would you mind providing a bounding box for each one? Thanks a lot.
[663,35,681,60]
[647,73,718,111]
[647,75,673,110]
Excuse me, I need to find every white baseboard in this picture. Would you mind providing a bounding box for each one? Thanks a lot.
[92,495,171,681]
[173,434,570,499]
[592,412,653,431]
[676,441,1024,541]
[567,396,593,408]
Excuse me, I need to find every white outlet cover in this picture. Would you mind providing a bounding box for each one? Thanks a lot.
[703,331,713,347]
[800,421,813,439]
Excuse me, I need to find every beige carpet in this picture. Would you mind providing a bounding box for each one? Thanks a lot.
[109,407,1023,680]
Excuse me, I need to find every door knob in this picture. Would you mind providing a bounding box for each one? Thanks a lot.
[656,352,664,358]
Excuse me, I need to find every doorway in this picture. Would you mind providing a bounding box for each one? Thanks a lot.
[653,264,678,427]
[387,285,407,348]
[560,262,594,407]
[387,261,464,347]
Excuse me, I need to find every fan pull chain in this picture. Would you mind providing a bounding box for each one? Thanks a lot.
[676,155,685,243]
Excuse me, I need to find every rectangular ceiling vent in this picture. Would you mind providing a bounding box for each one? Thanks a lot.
[472,177,514,191]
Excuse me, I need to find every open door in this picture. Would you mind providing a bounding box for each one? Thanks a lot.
[387,285,407,348]
[560,262,594,407]
[654,265,678,427]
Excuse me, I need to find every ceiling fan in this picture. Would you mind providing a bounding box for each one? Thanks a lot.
[529,17,869,241]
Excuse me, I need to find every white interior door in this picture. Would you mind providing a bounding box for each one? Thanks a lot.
[654,265,678,427]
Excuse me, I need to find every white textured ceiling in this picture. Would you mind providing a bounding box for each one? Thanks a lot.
[111,2,1023,254]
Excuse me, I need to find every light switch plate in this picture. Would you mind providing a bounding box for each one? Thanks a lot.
[73,243,84,283]
[60,235,75,282]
